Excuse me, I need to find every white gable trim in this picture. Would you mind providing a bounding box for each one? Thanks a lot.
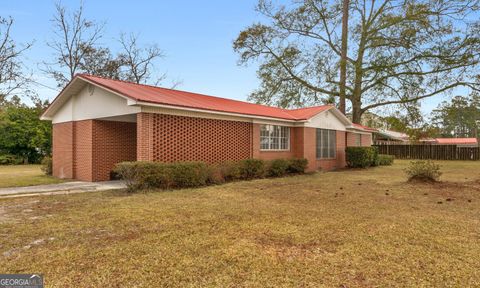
[50,84,140,124]
[303,109,352,131]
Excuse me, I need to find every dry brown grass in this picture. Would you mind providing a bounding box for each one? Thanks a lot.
[1,160,480,287]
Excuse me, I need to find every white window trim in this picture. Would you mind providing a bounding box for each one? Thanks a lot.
[260,125,291,151]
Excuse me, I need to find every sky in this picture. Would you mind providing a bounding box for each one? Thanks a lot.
[1,0,466,116]
[3,0,262,105]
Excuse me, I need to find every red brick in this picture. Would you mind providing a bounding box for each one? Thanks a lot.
[92,120,137,181]
[53,119,136,182]
[52,122,73,179]
[137,113,253,163]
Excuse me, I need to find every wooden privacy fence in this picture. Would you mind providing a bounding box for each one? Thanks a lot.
[374,144,480,160]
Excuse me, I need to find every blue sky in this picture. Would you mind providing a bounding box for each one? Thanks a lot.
[3,0,262,104]
[2,0,462,115]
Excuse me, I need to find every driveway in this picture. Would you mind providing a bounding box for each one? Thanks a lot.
[0,181,126,198]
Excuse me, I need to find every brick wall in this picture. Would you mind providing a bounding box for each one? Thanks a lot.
[253,124,297,161]
[92,120,137,181]
[137,113,253,164]
[73,120,93,181]
[137,113,153,161]
[361,134,372,146]
[346,132,359,147]
[316,130,346,171]
[293,127,317,172]
[52,122,73,179]
[52,119,136,182]
[346,132,372,147]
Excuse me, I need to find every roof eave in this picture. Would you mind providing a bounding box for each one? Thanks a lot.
[134,100,305,123]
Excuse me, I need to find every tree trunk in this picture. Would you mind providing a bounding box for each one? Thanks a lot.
[351,100,362,124]
[339,0,349,115]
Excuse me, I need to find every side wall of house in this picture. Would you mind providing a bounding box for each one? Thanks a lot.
[316,130,347,171]
[361,134,372,146]
[136,113,253,163]
[92,120,137,181]
[52,122,74,179]
[73,120,93,181]
[52,120,137,181]
[347,132,372,147]
[252,124,298,161]
[253,125,348,172]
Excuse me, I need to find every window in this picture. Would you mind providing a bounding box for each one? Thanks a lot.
[316,129,336,159]
[260,125,290,150]
[355,133,361,146]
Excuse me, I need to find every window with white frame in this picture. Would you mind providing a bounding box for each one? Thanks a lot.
[316,129,336,159]
[260,125,290,150]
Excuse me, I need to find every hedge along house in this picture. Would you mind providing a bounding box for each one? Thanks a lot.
[41,74,374,182]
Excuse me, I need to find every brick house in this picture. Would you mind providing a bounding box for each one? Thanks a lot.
[41,74,374,182]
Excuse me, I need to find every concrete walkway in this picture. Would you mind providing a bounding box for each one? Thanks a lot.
[0,181,126,198]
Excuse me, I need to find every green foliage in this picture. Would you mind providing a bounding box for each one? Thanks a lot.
[217,161,241,181]
[267,159,289,177]
[405,160,442,182]
[115,158,307,192]
[206,164,226,185]
[0,154,23,165]
[346,147,379,168]
[431,94,480,138]
[377,154,394,166]
[169,162,209,188]
[238,159,266,179]
[41,156,53,175]
[234,1,480,122]
[0,101,51,164]
[287,158,309,173]
[114,162,174,192]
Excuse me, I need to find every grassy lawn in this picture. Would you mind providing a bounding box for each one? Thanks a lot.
[1,160,480,287]
[0,165,65,188]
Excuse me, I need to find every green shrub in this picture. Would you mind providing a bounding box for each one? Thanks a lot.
[287,158,308,173]
[114,161,210,192]
[41,156,53,175]
[345,147,378,168]
[138,162,174,190]
[115,158,309,192]
[170,162,209,188]
[268,159,290,177]
[114,162,173,192]
[206,164,226,185]
[218,161,241,181]
[405,160,442,182]
[371,147,380,166]
[0,154,23,165]
[238,159,266,179]
[377,154,394,166]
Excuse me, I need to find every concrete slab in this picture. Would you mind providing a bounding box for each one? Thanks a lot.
[0,181,126,198]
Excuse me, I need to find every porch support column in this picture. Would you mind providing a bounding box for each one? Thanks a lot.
[136,112,154,161]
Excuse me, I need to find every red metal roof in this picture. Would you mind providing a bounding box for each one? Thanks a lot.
[352,123,378,132]
[435,138,478,145]
[77,74,332,121]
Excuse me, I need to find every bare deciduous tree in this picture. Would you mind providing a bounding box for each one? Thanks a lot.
[117,33,165,85]
[0,17,32,96]
[45,1,104,87]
